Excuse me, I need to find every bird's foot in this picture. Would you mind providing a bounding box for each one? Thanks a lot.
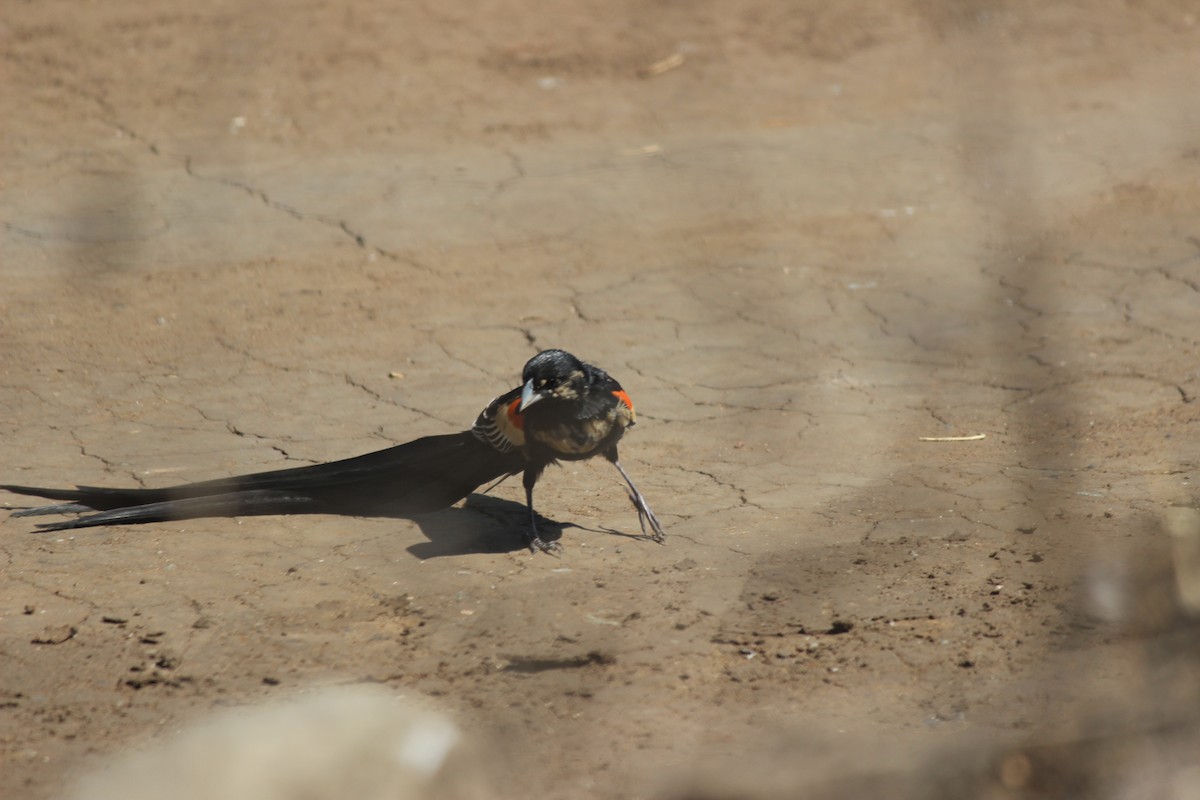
[643,509,666,544]
[526,531,563,556]
[624,487,666,544]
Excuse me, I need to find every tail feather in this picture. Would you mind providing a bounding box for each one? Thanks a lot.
[33,491,318,531]
[10,502,95,518]
[3,431,522,529]
[2,485,151,512]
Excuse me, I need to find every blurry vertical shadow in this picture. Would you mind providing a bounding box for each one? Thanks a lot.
[56,171,162,277]
[686,3,1200,798]
[911,2,1200,796]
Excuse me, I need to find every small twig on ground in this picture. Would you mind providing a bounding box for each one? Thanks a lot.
[918,433,987,442]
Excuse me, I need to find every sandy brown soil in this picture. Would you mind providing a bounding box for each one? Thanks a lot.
[2,1,1200,797]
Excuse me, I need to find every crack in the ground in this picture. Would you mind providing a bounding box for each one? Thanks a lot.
[925,405,951,428]
[640,404,786,425]
[2,565,101,621]
[339,221,367,247]
[670,465,760,511]
[1122,300,1200,347]
[1071,245,1200,281]
[60,427,145,487]
[182,157,304,220]
[860,518,883,544]
[60,111,443,273]
[181,159,442,272]
[215,336,458,427]
[670,530,752,557]
[488,149,527,201]
[859,299,895,338]
[1075,370,1199,404]
[427,324,550,384]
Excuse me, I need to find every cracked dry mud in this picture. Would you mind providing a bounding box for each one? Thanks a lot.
[2,2,1199,798]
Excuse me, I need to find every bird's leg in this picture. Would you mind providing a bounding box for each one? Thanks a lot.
[523,471,561,556]
[611,460,666,543]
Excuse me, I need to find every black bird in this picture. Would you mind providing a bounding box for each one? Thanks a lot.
[1,349,665,554]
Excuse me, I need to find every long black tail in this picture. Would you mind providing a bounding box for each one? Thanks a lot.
[2,432,523,531]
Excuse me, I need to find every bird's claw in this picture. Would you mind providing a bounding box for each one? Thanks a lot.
[625,486,666,544]
[527,532,563,556]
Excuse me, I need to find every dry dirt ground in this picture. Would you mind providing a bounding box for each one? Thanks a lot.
[2,1,1200,798]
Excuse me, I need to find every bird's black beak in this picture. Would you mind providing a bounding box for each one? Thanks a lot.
[519,379,546,412]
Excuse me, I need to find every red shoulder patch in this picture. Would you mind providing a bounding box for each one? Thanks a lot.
[612,389,634,415]
[506,398,525,430]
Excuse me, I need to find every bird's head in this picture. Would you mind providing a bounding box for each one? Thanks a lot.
[519,349,588,411]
